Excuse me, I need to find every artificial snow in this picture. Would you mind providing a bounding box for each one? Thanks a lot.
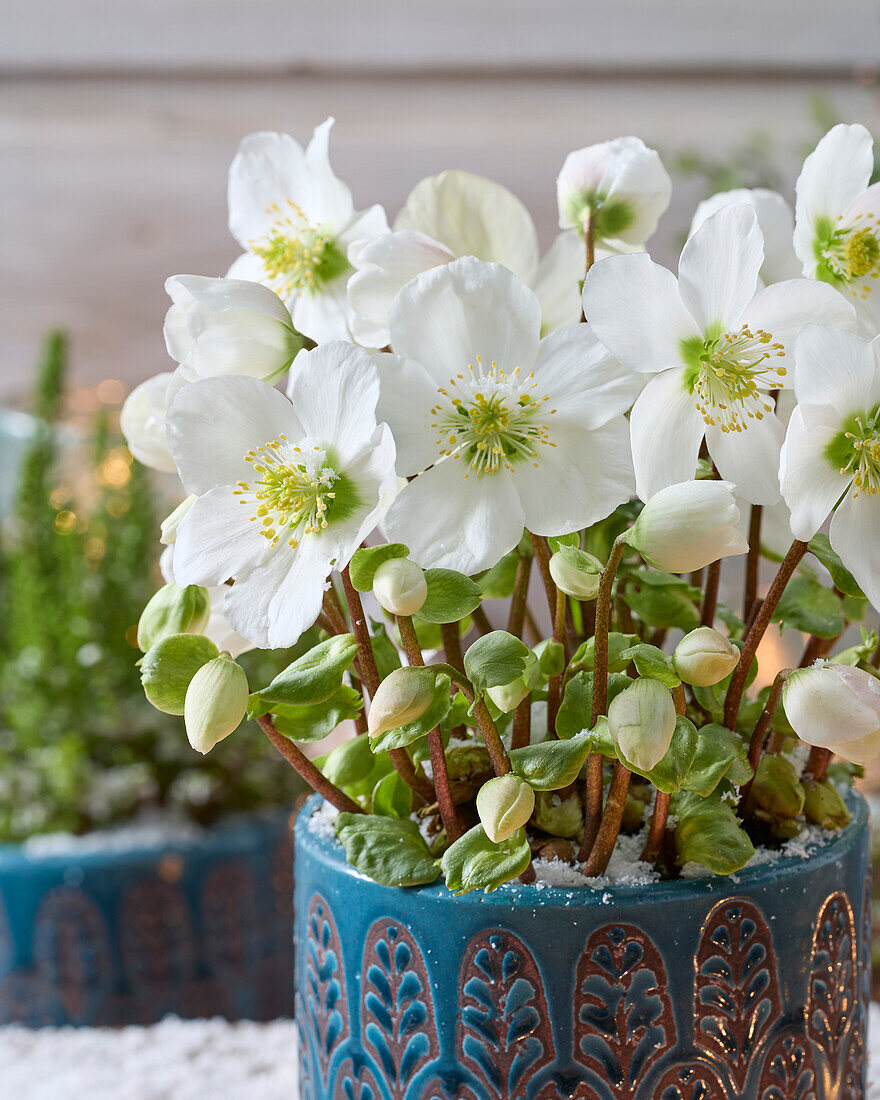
[22,811,204,857]
[307,800,339,840]
[531,830,659,890]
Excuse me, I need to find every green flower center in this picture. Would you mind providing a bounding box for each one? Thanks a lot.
[814,214,880,292]
[681,324,787,433]
[824,408,880,496]
[250,200,350,298]
[431,359,554,475]
[234,438,359,548]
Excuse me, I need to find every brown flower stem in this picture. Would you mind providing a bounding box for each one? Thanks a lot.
[582,762,631,876]
[528,532,557,621]
[799,633,838,667]
[321,591,349,635]
[740,669,789,811]
[641,683,686,863]
[512,696,531,750]
[805,745,832,782]
[472,606,495,637]
[723,539,809,729]
[524,606,542,645]
[507,552,533,639]
[547,586,568,738]
[257,716,362,814]
[440,621,466,677]
[743,505,763,620]
[700,559,721,627]
[474,698,513,777]
[580,756,605,859]
[579,209,594,323]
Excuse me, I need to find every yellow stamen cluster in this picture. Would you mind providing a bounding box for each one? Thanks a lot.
[842,415,880,497]
[430,358,555,477]
[250,200,334,298]
[233,435,337,548]
[692,325,786,433]
[824,213,880,298]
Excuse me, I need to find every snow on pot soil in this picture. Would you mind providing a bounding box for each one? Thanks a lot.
[2,1007,879,1098]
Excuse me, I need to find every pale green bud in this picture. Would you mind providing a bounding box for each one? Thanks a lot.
[533,790,581,838]
[673,627,740,687]
[548,550,602,600]
[486,652,540,714]
[607,678,676,772]
[137,582,210,652]
[184,653,248,754]
[750,754,805,822]
[372,557,427,616]
[803,778,851,830]
[160,494,197,545]
[476,774,536,843]
[367,666,437,738]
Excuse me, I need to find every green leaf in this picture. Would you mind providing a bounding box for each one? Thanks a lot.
[348,543,410,591]
[750,754,805,820]
[335,813,440,886]
[371,770,413,819]
[570,633,639,674]
[509,732,593,790]
[536,639,565,678]
[623,579,700,631]
[270,684,363,743]
[773,575,845,639]
[140,633,219,715]
[464,631,531,697]
[547,532,580,551]
[417,569,483,624]
[368,673,452,753]
[617,643,681,688]
[681,723,749,796]
[808,533,866,599]
[476,551,520,599]
[672,791,756,874]
[440,823,531,895]
[369,619,403,680]
[137,583,210,652]
[554,543,602,575]
[318,736,393,800]
[617,716,698,793]
[556,671,631,739]
[586,716,619,757]
[249,634,358,715]
[439,691,472,736]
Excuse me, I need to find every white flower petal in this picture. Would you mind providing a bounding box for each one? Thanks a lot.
[383,459,525,574]
[225,252,267,282]
[388,257,541,384]
[705,412,785,506]
[166,375,302,494]
[629,370,705,501]
[532,231,583,334]
[291,278,353,344]
[690,188,801,285]
[371,352,443,474]
[792,324,880,416]
[394,169,539,284]
[343,423,401,560]
[339,203,390,256]
[167,274,292,326]
[583,253,698,373]
[120,373,178,473]
[511,417,634,535]
[173,486,269,587]
[830,489,880,608]
[678,204,763,331]
[785,666,880,747]
[779,406,848,540]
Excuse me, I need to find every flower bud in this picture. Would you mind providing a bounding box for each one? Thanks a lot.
[160,494,197,545]
[367,666,437,739]
[784,664,880,765]
[486,652,540,714]
[607,678,676,772]
[549,550,602,600]
[184,654,248,754]
[533,790,581,838]
[673,627,740,687]
[749,754,805,822]
[803,778,851,830]
[627,480,748,573]
[120,372,178,473]
[137,583,211,652]
[372,557,428,616]
[476,775,536,843]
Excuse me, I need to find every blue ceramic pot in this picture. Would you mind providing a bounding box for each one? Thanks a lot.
[294,792,871,1100]
[0,812,294,1026]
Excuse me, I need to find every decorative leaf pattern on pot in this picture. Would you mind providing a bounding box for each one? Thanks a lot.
[653,1063,727,1100]
[332,1057,385,1100]
[534,1077,602,1099]
[573,923,674,1098]
[201,862,260,974]
[416,1076,481,1100]
[756,1030,817,1100]
[360,920,438,1097]
[458,929,555,1098]
[693,899,780,1091]
[304,894,349,1087]
[120,879,195,1003]
[808,891,859,1096]
[33,886,113,1024]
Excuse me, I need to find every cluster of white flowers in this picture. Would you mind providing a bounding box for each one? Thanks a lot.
[122,118,880,664]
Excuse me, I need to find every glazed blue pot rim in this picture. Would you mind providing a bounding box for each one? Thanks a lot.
[0,808,293,869]
[296,788,869,907]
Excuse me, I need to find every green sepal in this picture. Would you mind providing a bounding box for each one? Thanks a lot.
[772,574,846,639]
[248,634,358,715]
[463,631,531,698]
[269,684,363,743]
[553,543,602,575]
[681,723,751,796]
[672,790,756,874]
[808,533,866,599]
[368,673,452,753]
[509,732,593,791]
[616,716,698,793]
[617,643,681,688]
[586,716,618,757]
[348,543,410,591]
[416,568,483,624]
[371,770,413,819]
[335,813,440,886]
[440,823,531,895]
[139,633,219,715]
[137,583,210,652]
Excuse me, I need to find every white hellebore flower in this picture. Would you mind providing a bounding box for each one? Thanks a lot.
[165,341,397,648]
[627,480,748,574]
[159,544,254,659]
[783,663,880,766]
[226,118,388,343]
[120,372,179,473]
[780,324,880,607]
[348,169,584,347]
[689,188,801,286]
[607,678,677,773]
[376,257,642,574]
[557,136,672,248]
[164,275,305,382]
[372,557,427,617]
[184,654,249,755]
[584,203,856,504]
[794,123,880,332]
[476,775,535,843]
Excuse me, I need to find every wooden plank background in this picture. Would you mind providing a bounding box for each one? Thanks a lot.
[2,3,879,399]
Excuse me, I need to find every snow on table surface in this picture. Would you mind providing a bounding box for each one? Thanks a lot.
[1,1007,880,1099]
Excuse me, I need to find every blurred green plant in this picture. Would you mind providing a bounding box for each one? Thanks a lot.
[0,333,302,841]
